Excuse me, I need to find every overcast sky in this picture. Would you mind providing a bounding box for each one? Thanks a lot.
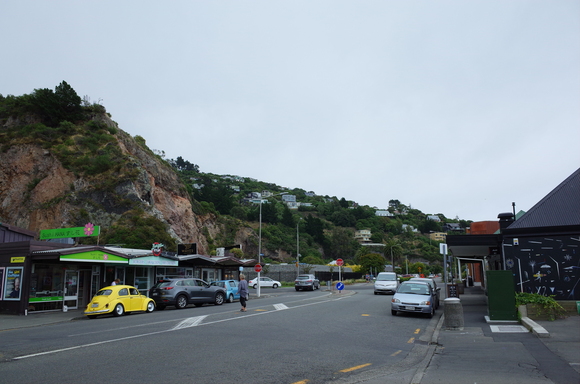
[2,1,579,223]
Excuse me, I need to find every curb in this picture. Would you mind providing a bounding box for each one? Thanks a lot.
[521,316,550,338]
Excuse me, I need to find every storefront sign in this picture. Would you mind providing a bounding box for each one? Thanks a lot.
[10,257,26,263]
[29,296,64,302]
[40,223,100,240]
[129,256,178,266]
[151,242,164,256]
[3,267,23,301]
[178,243,197,255]
[59,251,128,264]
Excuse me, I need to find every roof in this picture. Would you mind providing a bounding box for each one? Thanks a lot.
[507,168,580,230]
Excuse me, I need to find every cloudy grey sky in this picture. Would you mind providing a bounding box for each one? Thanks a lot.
[2,1,579,223]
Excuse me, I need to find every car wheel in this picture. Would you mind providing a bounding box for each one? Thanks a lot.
[310,285,315,291]
[272,284,279,289]
[391,310,397,316]
[295,287,300,291]
[146,301,155,313]
[175,295,188,309]
[253,284,258,289]
[227,294,234,303]
[427,307,435,318]
[214,292,225,305]
[113,304,124,317]
[87,315,97,319]
[374,292,378,295]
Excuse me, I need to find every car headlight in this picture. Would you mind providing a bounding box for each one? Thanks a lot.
[420,301,431,306]
[392,298,400,303]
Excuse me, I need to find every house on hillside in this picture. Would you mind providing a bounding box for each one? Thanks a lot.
[427,215,441,222]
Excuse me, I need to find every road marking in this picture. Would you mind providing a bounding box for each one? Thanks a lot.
[361,314,370,316]
[407,337,415,343]
[414,328,420,334]
[16,294,352,360]
[274,303,289,310]
[339,363,371,373]
[291,381,309,384]
[391,350,402,357]
[172,316,207,330]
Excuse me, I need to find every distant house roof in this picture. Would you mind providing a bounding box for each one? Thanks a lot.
[507,167,580,231]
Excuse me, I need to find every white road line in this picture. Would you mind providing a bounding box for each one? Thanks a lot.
[15,294,351,360]
[172,316,207,330]
[274,303,289,310]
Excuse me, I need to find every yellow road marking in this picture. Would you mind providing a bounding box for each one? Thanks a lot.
[414,328,420,334]
[255,309,267,311]
[340,363,372,373]
[291,381,309,384]
[361,314,370,316]
[407,337,415,343]
[391,350,402,357]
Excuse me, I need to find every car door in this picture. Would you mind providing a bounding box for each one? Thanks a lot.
[229,280,239,299]
[186,279,203,303]
[128,287,143,311]
[117,287,132,311]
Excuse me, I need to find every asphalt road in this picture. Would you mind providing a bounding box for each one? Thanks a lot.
[0,284,438,384]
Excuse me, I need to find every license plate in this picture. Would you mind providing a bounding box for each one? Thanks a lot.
[405,306,415,311]
[152,293,158,296]
[92,303,99,308]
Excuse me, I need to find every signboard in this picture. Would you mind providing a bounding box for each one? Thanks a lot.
[151,242,164,256]
[336,258,344,266]
[254,264,262,273]
[3,267,23,301]
[439,243,448,255]
[336,282,345,291]
[447,284,459,298]
[10,257,26,263]
[0,267,4,299]
[40,223,100,240]
[129,256,178,266]
[59,251,128,264]
[177,243,197,255]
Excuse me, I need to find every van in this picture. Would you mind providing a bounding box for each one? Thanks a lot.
[374,272,399,295]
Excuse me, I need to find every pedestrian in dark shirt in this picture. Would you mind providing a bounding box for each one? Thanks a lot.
[238,274,249,312]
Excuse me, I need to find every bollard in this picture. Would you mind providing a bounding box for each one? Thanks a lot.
[444,297,464,330]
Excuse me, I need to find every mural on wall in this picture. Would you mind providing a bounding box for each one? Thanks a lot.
[505,235,580,300]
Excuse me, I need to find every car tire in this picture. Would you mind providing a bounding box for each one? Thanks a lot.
[253,284,258,289]
[214,292,225,305]
[272,284,278,289]
[391,310,397,316]
[87,315,97,319]
[374,292,378,295]
[175,295,188,309]
[113,304,124,317]
[227,294,234,303]
[427,307,434,318]
[295,287,300,291]
[146,301,155,313]
[310,285,315,291]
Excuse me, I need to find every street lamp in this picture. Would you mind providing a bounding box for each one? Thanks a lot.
[296,219,302,277]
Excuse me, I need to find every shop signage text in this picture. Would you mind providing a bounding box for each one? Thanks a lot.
[40,223,100,240]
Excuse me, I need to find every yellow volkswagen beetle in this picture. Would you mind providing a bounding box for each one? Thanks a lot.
[84,285,155,319]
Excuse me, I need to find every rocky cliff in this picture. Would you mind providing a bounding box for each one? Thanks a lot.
[0,112,255,255]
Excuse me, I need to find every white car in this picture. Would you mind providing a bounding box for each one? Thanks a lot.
[248,277,281,289]
[374,272,399,295]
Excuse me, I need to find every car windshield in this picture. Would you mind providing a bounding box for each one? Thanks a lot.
[96,289,112,296]
[398,284,429,295]
[377,275,396,281]
[151,281,172,289]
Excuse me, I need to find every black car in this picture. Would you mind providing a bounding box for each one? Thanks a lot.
[149,278,226,310]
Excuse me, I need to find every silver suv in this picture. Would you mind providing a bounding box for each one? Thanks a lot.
[295,274,320,291]
[149,278,226,310]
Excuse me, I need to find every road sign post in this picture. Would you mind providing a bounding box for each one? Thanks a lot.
[336,259,344,282]
[254,264,262,297]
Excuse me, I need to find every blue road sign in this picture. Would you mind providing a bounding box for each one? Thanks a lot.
[336,282,345,291]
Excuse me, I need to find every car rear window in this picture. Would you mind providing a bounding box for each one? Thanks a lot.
[296,276,311,280]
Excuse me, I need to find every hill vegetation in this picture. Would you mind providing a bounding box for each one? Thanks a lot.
[0,82,473,275]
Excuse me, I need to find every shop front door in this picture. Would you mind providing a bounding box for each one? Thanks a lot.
[64,270,79,309]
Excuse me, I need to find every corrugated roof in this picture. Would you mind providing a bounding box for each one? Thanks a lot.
[508,168,580,229]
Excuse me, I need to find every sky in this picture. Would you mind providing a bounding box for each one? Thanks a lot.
[1,1,579,223]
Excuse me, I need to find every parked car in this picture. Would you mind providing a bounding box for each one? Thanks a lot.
[295,274,320,291]
[84,285,155,319]
[391,281,437,318]
[149,278,226,309]
[374,272,399,295]
[210,279,239,303]
[409,277,441,308]
[248,277,281,289]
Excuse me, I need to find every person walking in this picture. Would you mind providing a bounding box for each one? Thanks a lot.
[238,274,249,312]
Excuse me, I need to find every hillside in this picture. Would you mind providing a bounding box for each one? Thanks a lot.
[0,82,470,273]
